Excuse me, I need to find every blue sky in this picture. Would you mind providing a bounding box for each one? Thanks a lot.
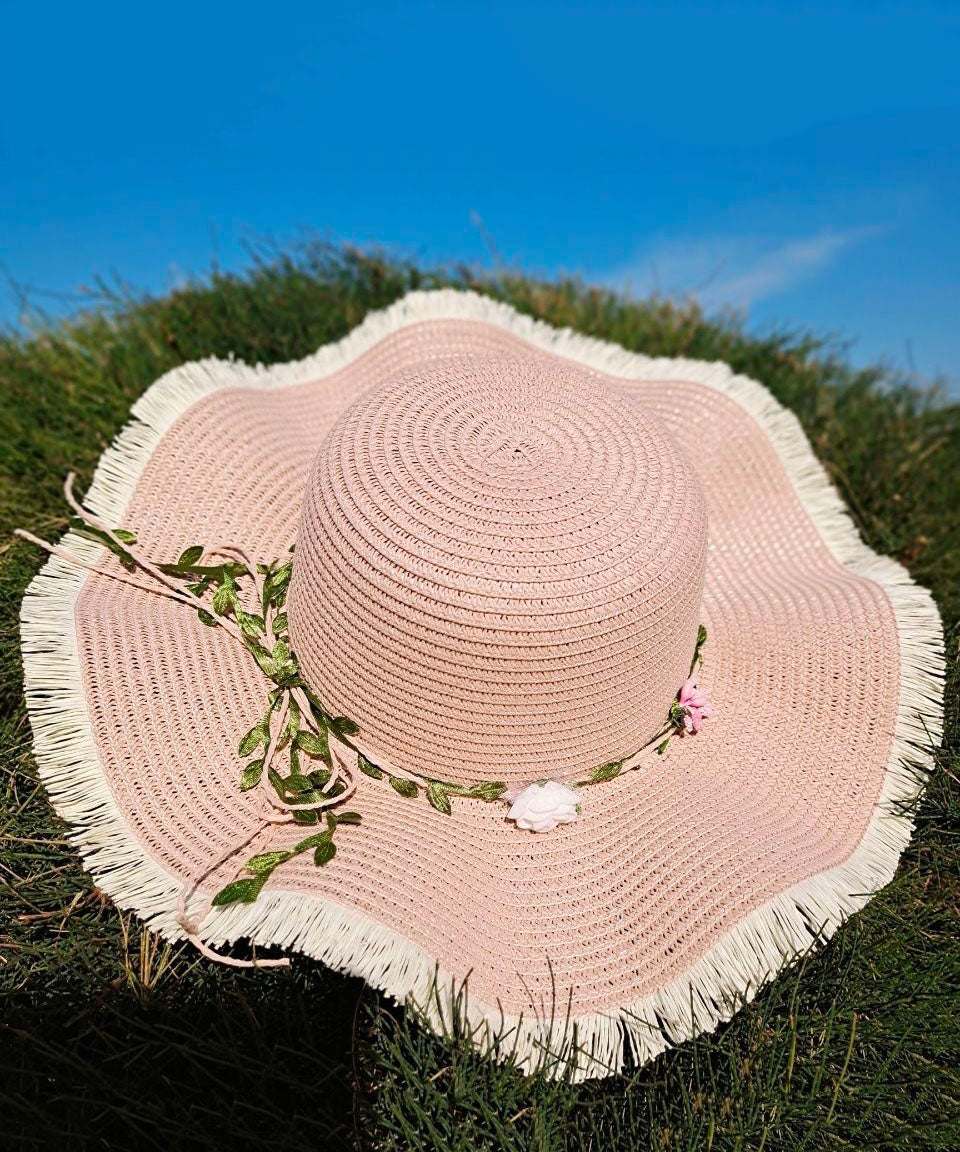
[2,1,958,390]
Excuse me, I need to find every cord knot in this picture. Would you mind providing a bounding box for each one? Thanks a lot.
[176,910,200,935]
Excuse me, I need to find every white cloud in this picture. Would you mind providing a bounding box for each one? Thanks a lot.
[605,226,882,312]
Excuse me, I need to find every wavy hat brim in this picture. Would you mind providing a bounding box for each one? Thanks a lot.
[20,290,945,1079]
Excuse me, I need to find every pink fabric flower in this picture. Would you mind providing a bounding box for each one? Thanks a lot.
[678,677,711,734]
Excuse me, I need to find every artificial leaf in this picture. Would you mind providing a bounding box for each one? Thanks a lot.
[390,777,418,798]
[271,781,323,807]
[177,545,204,567]
[197,608,217,627]
[238,724,265,757]
[244,639,276,678]
[358,756,384,779]
[289,790,327,805]
[426,782,452,815]
[269,563,293,592]
[240,759,265,790]
[301,685,325,711]
[330,716,359,737]
[292,830,332,854]
[280,772,316,794]
[274,665,300,689]
[162,561,244,582]
[313,840,337,866]
[332,811,362,825]
[211,876,266,906]
[469,780,507,802]
[296,729,328,757]
[589,762,622,783]
[73,522,135,565]
[324,781,349,804]
[212,584,235,616]
[245,850,291,875]
[236,609,266,637]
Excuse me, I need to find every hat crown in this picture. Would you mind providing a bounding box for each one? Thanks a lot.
[288,354,707,785]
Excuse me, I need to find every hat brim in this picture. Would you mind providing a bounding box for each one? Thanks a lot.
[21,291,944,1079]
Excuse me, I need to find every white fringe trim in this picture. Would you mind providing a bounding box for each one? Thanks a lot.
[20,288,945,1081]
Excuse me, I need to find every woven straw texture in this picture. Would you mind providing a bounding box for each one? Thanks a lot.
[20,293,944,1079]
[289,355,706,782]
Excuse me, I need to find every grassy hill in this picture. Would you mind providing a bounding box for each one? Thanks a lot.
[1,244,957,1150]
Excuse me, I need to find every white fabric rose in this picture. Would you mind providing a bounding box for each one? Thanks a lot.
[505,780,580,832]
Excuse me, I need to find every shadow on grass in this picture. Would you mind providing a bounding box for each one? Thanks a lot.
[1,960,363,1152]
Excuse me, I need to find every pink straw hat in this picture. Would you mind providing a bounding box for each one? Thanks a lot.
[19,290,944,1079]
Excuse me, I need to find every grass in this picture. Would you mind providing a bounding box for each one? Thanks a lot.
[1,242,958,1150]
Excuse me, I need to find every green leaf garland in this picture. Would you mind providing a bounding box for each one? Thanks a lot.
[70,509,709,909]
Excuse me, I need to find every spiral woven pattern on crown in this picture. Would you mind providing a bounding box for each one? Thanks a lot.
[288,354,707,784]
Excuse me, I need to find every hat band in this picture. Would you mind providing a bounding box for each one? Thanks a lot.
[18,474,713,927]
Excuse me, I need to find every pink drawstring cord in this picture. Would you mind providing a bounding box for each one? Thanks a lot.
[174,819,291,969]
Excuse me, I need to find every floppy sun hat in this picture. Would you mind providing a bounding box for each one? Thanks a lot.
[19,290,944,1079]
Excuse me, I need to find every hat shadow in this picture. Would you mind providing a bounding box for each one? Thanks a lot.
[2,950,363,1152]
